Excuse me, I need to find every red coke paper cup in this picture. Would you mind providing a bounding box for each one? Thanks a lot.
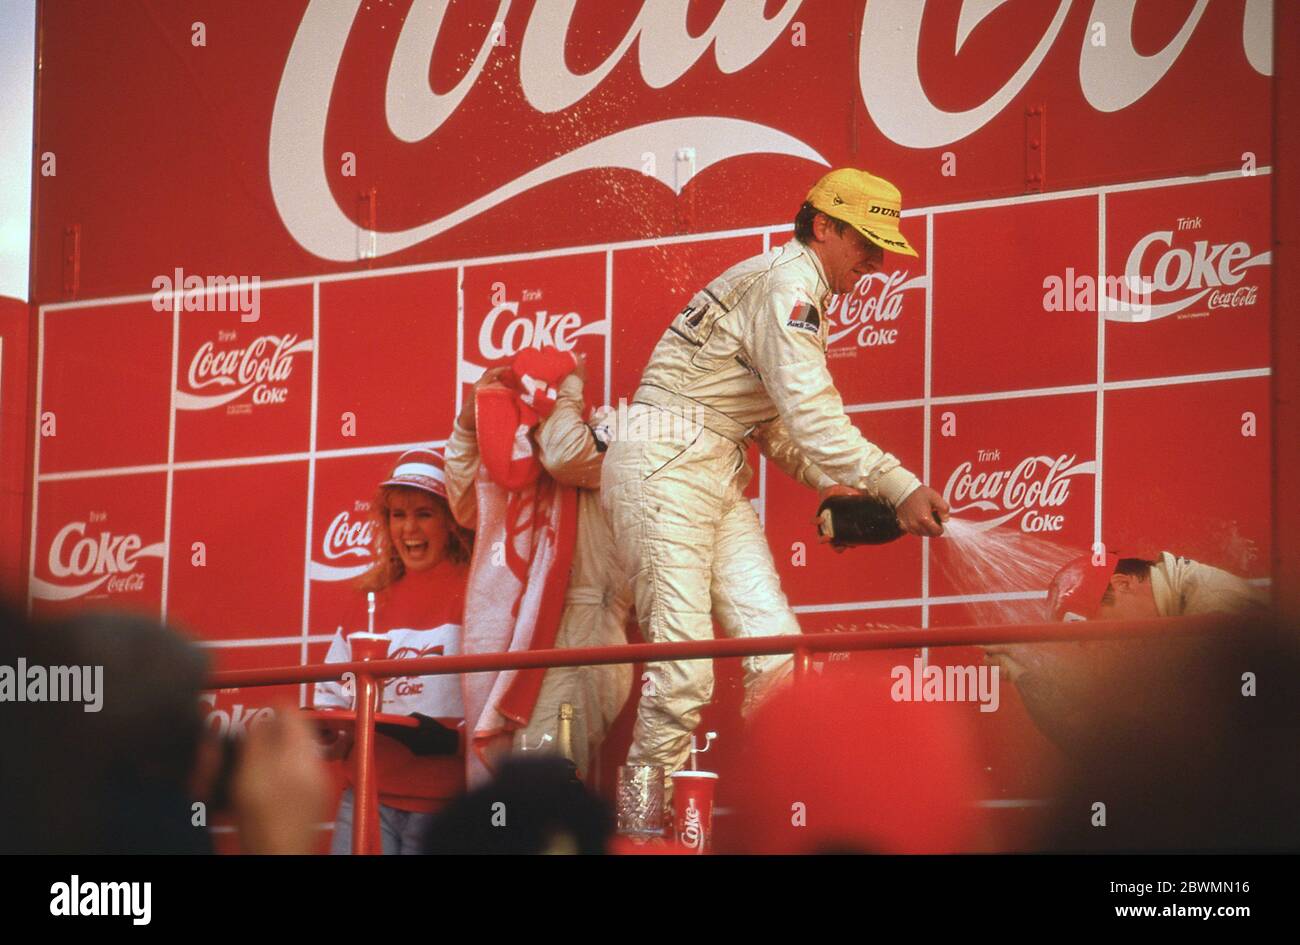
[348,632,390,662]
[671,771,718,854]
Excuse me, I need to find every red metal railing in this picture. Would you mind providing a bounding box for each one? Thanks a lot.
[206,615,1227,853]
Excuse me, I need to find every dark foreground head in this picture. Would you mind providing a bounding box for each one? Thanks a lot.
[1043,611,1300,852]
[421,756,612,855]
[0,604,211,853]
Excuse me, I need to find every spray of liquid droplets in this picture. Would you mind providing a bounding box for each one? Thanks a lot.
[935,518,1082,626]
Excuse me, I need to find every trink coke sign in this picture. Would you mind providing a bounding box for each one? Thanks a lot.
[1104,227,1270,323]
[31,521,165,601]
[476,300,607,362]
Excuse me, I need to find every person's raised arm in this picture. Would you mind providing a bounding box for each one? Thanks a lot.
[443,367,509,530]
[536,363,606,490]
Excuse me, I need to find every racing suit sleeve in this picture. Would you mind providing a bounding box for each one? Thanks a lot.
[536,374,607,490]
[1162,553,1270,616]
[752,414,836,493]
[443,419,480,530]
[744,276,921,507]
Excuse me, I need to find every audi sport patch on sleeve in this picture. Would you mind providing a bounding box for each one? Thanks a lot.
[786,301,821,334]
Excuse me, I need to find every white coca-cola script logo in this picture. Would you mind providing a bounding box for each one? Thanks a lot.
[269,0,1270,261]
[31,522,165,601]
[943,454,1095,533]
[1207,285,1260,310]
[309,510,375,583]
[825,270,925,349]
[476,302,607,361]
[385,644,445,702]
[680,799,704,852]
[177,334,313,410]
[1105,231,1270,322]
[333,643,449,708]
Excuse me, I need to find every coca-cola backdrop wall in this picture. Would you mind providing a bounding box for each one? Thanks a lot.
[27,0,1273,826]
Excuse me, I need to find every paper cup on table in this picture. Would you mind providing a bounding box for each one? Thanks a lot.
[348,632,390,662]
[671,771,719,854]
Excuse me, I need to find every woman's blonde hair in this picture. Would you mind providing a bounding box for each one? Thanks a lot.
[355,485,473,595]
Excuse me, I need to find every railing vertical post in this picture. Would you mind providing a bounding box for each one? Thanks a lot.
[351,669,381,855]
[792,645,812,688]
[348,634,390,855]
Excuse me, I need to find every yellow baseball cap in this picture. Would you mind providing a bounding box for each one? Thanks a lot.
[806,168,918,257]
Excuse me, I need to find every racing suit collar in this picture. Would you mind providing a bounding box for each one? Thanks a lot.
[1149,551,1176,617]
[788,238,831,299]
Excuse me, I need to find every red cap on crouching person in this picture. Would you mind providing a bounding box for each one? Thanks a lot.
[1047,552,1120,621]
[381,447,448,499]
[725,665,987,854]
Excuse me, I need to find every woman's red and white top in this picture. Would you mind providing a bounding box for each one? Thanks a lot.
[315,558,468,811]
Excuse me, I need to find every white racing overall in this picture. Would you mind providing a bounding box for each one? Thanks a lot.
[601,239,922,784]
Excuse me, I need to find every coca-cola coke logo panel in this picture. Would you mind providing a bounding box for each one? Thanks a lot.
[39,304,172,472]
[29,474,167,621]
[1104,175,1271,382]
[825,252,927,407]
[929,393,1097,599]
[317,271,458,451]
[174,285,314,462]
[166,463,309,643]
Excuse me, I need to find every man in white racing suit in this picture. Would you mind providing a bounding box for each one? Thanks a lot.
[601,168,951,784]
